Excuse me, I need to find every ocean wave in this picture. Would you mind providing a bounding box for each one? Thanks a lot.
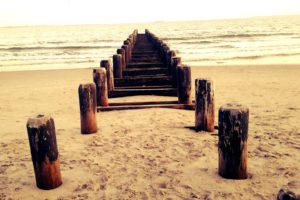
[179,40,214,45]
[0,45,118,52]
[212,32,294,39]
[185,52,300,62]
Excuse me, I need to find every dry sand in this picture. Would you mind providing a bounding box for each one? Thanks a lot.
[0,65,299,200]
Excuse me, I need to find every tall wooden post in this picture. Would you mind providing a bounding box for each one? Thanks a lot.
[171,57,181,87]
[100,60,114,91]
[93,68,108,107]
[177,65,192,104]
[122,45,129,66]
[195,79,215,132]
[26,115,62,190]
[218,103,249,179]
[113,54,123,78]
[167,50,176,74]
[124,40,132,61]
[78,83,98,134]
[117,48,126,69]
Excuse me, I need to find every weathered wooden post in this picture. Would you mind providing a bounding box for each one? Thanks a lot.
[167,50,176,74]
[177,65,192,104]
[78,83,98,134]
[124,40,132,61]
[195,79,215,132]
[100,60,114,91]
[218,103,249,179]
[113,54,123,78]
[93,68,108,107]
[26,114,62,190]
[117,48,126,69]
[122,45,129,66]
[171,57,181,87]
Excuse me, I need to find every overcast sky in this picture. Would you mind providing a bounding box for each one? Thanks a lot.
[1,0,300,26]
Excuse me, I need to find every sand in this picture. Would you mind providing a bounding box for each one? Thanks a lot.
[0,65,299,200]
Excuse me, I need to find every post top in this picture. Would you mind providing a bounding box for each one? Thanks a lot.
[27,114,52,128]
[219,103,249,113]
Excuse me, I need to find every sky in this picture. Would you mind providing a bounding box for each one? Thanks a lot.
[1,0,300,26]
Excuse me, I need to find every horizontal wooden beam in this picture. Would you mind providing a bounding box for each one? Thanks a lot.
[108,88,177,98]
[114,76,172,87]
[97,104,195,112]
[108,100,179,106]
[127,62,164,68]
[123,67,168,76]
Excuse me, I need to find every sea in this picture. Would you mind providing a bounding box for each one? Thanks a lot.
[0,15,300,72]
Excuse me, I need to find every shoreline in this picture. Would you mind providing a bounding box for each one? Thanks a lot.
[1,63,300,73]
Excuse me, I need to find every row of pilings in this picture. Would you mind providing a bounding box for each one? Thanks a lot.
[25,30,251,192]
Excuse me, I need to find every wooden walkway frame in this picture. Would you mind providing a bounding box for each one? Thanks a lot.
[97,30,194,112]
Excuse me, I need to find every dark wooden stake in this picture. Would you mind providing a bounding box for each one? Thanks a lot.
[218,103,249,179]
[167,50,176,74]
[113,54,123,78]
[100,60,114,91]
[195,78,215,132]
[26,115,62,190]
[177,65,192,104]
[122,45,129,65]
[117,48,126,69]
[171,57,181,87]
[78,83,98,134]
[93,68,108,107]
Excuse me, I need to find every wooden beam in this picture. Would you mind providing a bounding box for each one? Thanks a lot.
[108,100,179,106]
[97,104,195,112]
[108,88,177,98]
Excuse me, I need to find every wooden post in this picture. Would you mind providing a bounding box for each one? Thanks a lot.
[26,115,62,190]
[113,54,123,78]
[117,48,126,69]
[218,103,249,179]
[93,68,108,107]
[124,40,132,61]
[78,83,98,134]
[177,65,192,104]
[195,79,215,132]
[122,45,129,66]
[167,50,176,74]
[171,57,181,87]
[100,60,114,91]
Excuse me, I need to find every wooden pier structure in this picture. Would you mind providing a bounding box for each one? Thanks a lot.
[96,29,194,111]
[110,30,177,98]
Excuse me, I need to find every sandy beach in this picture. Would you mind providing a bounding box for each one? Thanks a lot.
[0,65,299,199]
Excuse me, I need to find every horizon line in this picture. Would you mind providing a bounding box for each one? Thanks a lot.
[0,14,299,28]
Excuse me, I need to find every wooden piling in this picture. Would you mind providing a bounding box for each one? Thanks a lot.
[100,60,114,91]
[122,45,129,65]
[167,50,176,74]
[171,57,181,87]
[124,40,132,60]
[78,83,98,134]
[177,65,192,104]
[26,114,62,190]
[117,48,126,69]
[113,54,123,78]
[195,79,215,132]
[218,103,249,179]
[93,68,108,107]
